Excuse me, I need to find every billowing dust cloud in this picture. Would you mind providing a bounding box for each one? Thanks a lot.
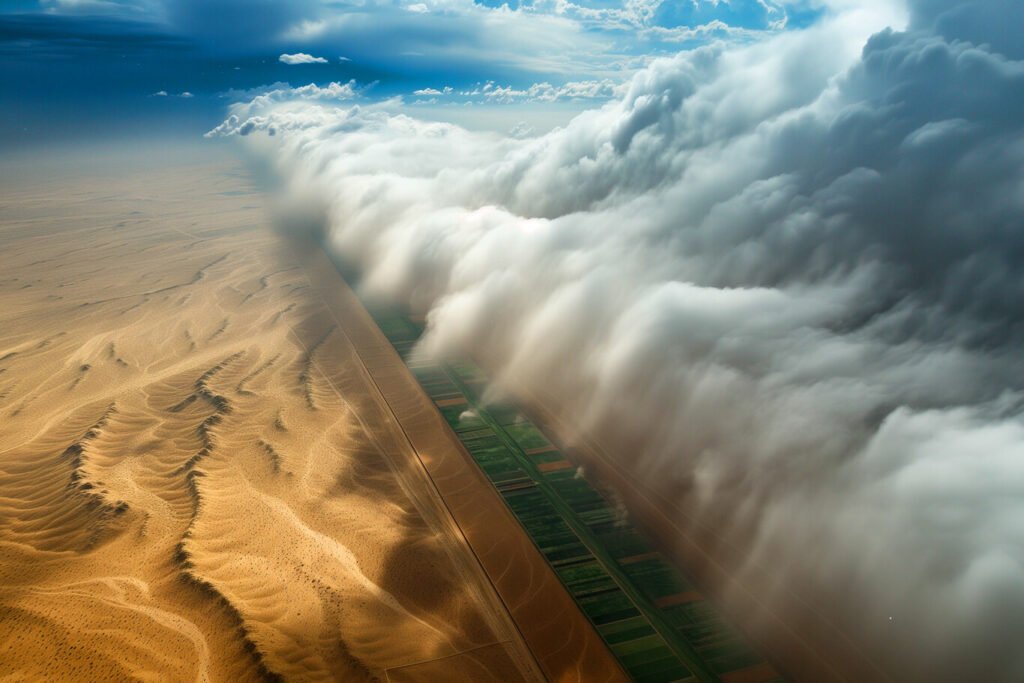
[214,0,1024,679]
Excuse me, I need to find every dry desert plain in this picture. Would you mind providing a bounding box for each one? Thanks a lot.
[0,155,624,682]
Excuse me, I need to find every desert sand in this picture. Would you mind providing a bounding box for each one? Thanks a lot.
[0,157,619,682]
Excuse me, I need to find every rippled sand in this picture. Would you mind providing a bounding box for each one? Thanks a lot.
[0,159,548,681]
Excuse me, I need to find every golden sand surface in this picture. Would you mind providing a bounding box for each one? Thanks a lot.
[0,158,587,682]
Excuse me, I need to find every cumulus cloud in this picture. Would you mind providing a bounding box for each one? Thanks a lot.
[205,80,361,137]
[536,0,791,39]
[279,52,328,64]
[412,86,453,96]
[217,0,1024,679]
[643,18,761,42]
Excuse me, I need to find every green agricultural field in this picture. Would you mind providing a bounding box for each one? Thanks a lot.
[364,303,785,683]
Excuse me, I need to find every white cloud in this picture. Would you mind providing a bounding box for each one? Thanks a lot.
[536,0,665,31]
[642,19,759,42]
[40,0,155,14]
[509,121,535,138]
[457,78,623,103]
[279,52,328,65]
[277,0,615,80]
[216,2,1024,679]
[412,86,453,96]
[151,90,168,96]
[206,80,362,137]
[179,91,194,98]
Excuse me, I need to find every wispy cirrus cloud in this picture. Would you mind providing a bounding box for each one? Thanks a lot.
[409,79,622,104]
[457,79,623,103]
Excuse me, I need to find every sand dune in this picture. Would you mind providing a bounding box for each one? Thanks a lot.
[0,161,552,681]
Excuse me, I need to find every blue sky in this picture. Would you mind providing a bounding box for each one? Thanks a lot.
[0,0,824,148]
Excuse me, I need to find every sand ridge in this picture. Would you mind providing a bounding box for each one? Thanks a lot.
[0,162,546,682]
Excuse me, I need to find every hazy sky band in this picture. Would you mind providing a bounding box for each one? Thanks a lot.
[0,0,825,148]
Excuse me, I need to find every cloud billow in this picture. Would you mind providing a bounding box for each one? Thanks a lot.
[218,1,1024,679]
[279,52,327,65]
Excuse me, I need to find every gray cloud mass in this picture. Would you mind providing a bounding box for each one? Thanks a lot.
[217,1,1024,679]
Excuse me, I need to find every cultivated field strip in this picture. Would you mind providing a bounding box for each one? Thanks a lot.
[362,305,787,683]
[298,248,631,683]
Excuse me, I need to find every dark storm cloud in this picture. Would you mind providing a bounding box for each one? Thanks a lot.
[220,1,1024,679]
[911,0,1023,59]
